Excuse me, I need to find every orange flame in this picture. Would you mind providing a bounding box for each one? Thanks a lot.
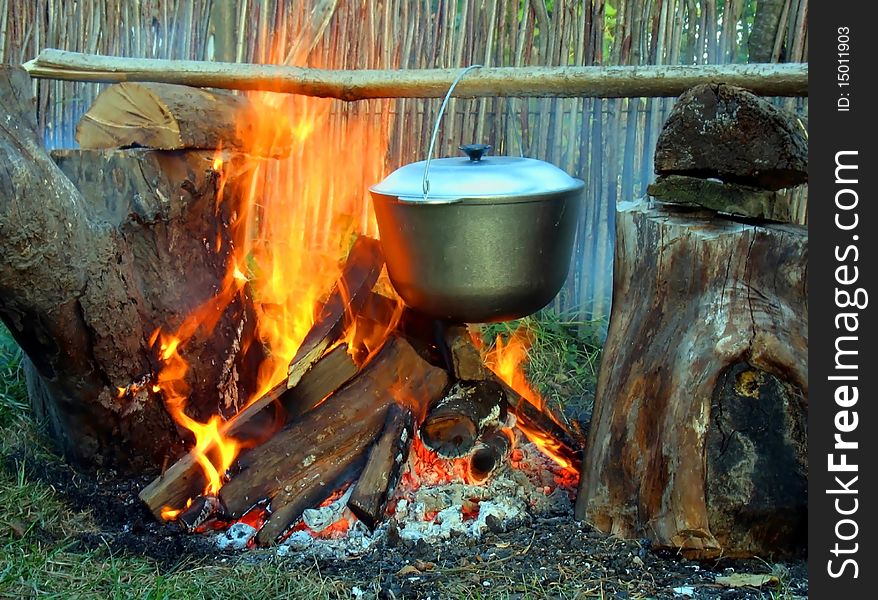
[483,328,576,472]
[147,38,396,518]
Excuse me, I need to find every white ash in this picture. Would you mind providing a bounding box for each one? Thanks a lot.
[302,486,354,532]
[264,432,577,559]
[215,522,257,551]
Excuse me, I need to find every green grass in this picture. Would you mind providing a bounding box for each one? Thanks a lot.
[481,311,604,422]
[0,324,345,599]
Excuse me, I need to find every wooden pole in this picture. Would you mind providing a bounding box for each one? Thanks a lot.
[23,49,809,99]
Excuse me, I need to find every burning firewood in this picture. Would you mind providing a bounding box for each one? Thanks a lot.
[217,336,447,544]
[347,403,417,531]
[498,380,583,472]
[75,82,291,155]
[139,342,358,519]
[468,428,515,484]
[419,380,507,458]
[286,235,385,388]
[177,495,224,533]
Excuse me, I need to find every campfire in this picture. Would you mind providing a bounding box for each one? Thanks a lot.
[139,232,583,546]
[61,83,588,547]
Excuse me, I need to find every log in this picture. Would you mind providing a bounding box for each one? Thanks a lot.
[468,428,514,483]
[419,380,506,458]
[75,82,290,154]
[139,343,357,519]
[219,336,448,543]
[176,495,223,533]
[0,65,262,470]
[347,403,417,530]
[574,199,807,559]
[654,84,808,190]
[443,324,489,381]
[286,236,384,388]
[24,50,809,99]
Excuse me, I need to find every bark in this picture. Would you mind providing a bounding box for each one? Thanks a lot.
[574,199,807,559]
[748,0,787,63]
[24,50,809,99]
[489,377,584,471]
[0,66,261,471]
[75,82,290,155]
[654,84,808,190]
[139,343,357,519]
[420,381,507,458]
[347,403,417,531]
[647,175,798,223]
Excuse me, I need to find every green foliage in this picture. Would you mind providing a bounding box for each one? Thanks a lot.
[0,324,27,429]
[481,311,603,421]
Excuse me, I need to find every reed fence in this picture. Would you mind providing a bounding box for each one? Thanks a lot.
[0,0,809,325]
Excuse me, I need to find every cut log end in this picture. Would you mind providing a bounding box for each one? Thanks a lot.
[419,380,506,458]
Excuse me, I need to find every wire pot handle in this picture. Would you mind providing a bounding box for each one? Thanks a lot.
[422,64,483,200]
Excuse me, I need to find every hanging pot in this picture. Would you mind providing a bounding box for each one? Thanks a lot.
[369,66,584,323]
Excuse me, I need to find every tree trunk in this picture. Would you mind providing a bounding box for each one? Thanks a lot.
[748,0,786,63]
[0,66,261,471]
[574,199,807,559]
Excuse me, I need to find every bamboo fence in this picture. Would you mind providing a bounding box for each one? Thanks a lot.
[0,0,809,325]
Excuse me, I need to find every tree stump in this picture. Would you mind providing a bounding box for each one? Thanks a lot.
[0,67,262,471]
[574,200,807,558]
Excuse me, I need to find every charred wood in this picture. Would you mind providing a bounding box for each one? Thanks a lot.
[177,495,224,533]
[468,428,514,483]
[286,236,384,388]
[347,403,417,531]
[443,324,488,381]
[419,380,506,458]
[139,343,357,520]
[219,336,448,543]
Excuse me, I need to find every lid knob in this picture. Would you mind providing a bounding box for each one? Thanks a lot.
[459,144,492,162]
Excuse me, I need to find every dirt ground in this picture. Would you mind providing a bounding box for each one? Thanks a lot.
[2,445,808,600]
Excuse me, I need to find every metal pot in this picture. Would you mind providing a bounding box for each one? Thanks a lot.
[369,143,583,323]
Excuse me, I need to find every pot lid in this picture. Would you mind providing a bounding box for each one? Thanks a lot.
[370,144,583,202]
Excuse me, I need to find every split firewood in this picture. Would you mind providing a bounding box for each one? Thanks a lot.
[219,336,448,543]
[419,380,507,458]
[75,82,291,155]
[347,403,417,530]
[443,324,488,381]
[468,428,515,483]
[25,50,809,99]
[498,380,583,472]
[139,343,357,520]
[286,236,385,388]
